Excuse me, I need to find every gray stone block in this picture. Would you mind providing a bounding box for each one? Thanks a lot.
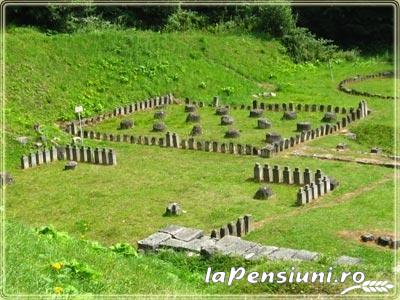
[291,250,319,261]
[138,232,171,250]
[335,256,362,265]
[173,228,203,242]
[267,248,298,260]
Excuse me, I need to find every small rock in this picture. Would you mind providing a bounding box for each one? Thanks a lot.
[328,177,339,190]
[200,245,219,258]
[345,132,357,140]
[0,172,14,186]
[377,236,392,247]
[186,112,201,123]
[190,124,202,136]
[296,122,311,132]
[153,122,166,132]
[282,111,297,120]
[335,255,362,265]
[120,119,134,129]
[220,115,234,125]
[360,233,375,242]
[184,104,197,112]
[215,107,229,116]
[249,109,264,118]
[257,118,272,129]
[254,186,273,200]
[154,111,166,120]
[322,112,337,122]
[15,136,29,145]
[371,147,382,154]
[64,161,78,170]
[165,202,182,216]
[336,143,348,150]
[224,129,240,138]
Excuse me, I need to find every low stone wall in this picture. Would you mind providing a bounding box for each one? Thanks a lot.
[20,145,117,169]
[260,100,370,158]
[65,94,175,135]
[211,215,253,239]
[338,71,396,99]
[253,163,332,205]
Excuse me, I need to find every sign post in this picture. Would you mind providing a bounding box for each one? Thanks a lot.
[75,105,84,145]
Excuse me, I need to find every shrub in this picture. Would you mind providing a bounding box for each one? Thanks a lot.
[282,27,338,63]
[164,9,207,32]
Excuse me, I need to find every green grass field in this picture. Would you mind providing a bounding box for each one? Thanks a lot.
[3,27,398,296]
[347,77,395,97]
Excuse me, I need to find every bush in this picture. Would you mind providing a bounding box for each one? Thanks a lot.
[282,27,338,63]
[164,9,207,32]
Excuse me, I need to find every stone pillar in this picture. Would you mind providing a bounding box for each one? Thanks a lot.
[72,145,80,162]
[229,143,236,154]
[310,182,318,200]
[236,217,244,237]
[293,167,302,185]
[263,164,272,182]
[43,148,51,163]
[94,148,102,164]
[204,141,212,152]
[101,148,109,165]
[254,163,263,182]
[212,141,219,152]
[29,152,37,167]
[244,215,253,234]
[86,147,93,163]
[220,227,228,238]
[108,149,117,165]
[21,155,29,169]
[36,150,44,165]
[197,141,204,151]
[297,188,307,205]
[181,139,188,149]
[316,178,325,196]
[315,169,323,182]
[188,138,196,150]
[272,165,281,183]
[304,185,312,203]
[220,143,226,153]
[50,146,58,161]
[283,166,293,184]
[211,229,219,239]
[303,168,312,184]
[323,176,331,192]
[172,133,180,148]
[227,222,237,236]
[252,100,258,109]
[245,144,252,155]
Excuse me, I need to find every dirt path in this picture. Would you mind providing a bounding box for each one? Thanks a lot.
[252,173,394,230]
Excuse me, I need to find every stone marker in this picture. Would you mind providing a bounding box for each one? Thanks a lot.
[282,111,297,120]
[377,236,391,246]
[360,233,375,242]
[322,112,337,122]
[335,256,362,266]
[120,119,133,129]
[64,161,77,170]
[225,129,240,138]
[165,203,182,216]
[0,172,14,186]
[221,115,234,125]
[249,109,264,118]
[336,143,348,150]
[186,112,201,123]
[138,232,171,250]
[153,122,166,132]
[257,118,272,129]
[371,147,382,154]
[154,111,166,119]
[254,186,273,200]
[185,104,197,112]
[265,132,281,144]
[296,122,311,132]
[190,124,202,136]
[215,107,229,115]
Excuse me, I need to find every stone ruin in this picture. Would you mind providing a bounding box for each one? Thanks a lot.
[165,203,182,216]
[254,186,273,200]
[64,161,77,170]
[249,109,264,118]
[322,112,337,122]
[186,112,201,123]
[184,104,197,112]
[257,118,272,129]
[153,122,166,132]
[360,233,399,249]
[296,122,311,132]
[282,111,297,120]
[211,215,253,238]
[190,124,202,136]
[215,107,229,116]
[120,119,134,130]
[265,132,281,144]
[220,115,234,125]
[225,129,240,138]
[154,111,166,120]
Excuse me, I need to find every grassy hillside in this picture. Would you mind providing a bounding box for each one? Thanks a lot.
[4,27,397,296]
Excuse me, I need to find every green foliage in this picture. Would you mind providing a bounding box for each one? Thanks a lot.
[282,27,338,63]
[109,243,138,257]
[164,9,207,32]
[352,123,395,153]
